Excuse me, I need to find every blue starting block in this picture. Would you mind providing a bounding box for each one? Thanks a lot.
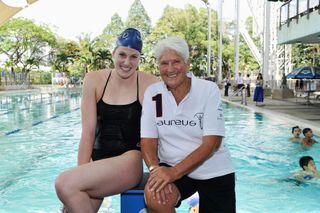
[120,172,149,213]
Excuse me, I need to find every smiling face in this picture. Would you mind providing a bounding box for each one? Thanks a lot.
[293,127,301,138]
[158,49,190,90]
[112,46,140,79]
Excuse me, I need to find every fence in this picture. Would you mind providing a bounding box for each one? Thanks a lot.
[0,71,52,86]
[280,0,320,27]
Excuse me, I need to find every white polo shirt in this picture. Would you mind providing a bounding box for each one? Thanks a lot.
[236,75,244,84]
[246,77,251,85]
[141,72,234,179]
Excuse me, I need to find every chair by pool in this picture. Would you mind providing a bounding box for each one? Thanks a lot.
[120,173,149,213]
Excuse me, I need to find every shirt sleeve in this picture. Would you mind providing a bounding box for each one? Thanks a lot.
[202,84,225,137]
[141,87,158,138]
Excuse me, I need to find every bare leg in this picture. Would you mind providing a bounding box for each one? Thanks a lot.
[55,150,142,213]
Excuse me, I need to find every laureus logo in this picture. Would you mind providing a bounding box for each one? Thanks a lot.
[194,112,204,130]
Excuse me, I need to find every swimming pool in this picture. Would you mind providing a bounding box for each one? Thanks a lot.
[0,90,319,213]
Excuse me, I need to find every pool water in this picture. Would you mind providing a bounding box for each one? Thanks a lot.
[0,90,319,213]
[224,104,320,213]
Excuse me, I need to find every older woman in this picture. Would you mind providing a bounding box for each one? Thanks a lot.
[55,28,158,213]
[140,37,235,213]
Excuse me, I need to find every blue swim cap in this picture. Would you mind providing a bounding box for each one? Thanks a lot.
[116,28,142,53]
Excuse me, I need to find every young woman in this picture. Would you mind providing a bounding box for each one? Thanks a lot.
[55,28,158,213]
[253,73,264,106]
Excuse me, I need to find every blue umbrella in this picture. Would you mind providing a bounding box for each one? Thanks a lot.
[286,66,320,79]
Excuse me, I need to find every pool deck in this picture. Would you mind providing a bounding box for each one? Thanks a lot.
[222,90,320,136]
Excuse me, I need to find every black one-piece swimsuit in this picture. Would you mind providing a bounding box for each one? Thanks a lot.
[91,71,141,160]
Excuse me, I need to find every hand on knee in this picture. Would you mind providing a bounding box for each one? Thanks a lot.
[144,186,177,211]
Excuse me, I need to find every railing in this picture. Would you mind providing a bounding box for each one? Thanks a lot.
[279,0,320,27]
[230,85,245,97]
[0,71,29,86]
[0,71,61,87]
[229,85,248,105]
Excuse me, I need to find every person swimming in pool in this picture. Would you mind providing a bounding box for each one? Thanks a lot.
[289,126,301,142]
[293,156,320,181]
[300,128,317,147]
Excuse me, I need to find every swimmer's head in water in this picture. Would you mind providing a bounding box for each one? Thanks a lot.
[300,156,317,172]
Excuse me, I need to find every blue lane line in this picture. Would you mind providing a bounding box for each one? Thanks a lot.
[5,129,21,136]
[1,107,80,137]
[32,121,43,126]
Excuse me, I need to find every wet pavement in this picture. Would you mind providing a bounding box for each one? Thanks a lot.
[222,90,320,136]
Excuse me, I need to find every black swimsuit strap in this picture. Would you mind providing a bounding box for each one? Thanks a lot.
[136,72,139,100]
[100,71,139,102]
[100,70,112,101]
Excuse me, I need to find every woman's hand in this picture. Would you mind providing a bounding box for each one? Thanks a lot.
[148,166,177,193]
[149,183,174,205]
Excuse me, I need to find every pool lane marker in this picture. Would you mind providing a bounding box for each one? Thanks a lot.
[32,121,43,126]
[5,128,21,135]
[2,107,80,136]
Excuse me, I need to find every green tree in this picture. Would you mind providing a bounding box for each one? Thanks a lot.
[292,43,320,67]
[0,18,56,83]
[126,0,152,39]
[221,17,261,76]
[75,33,113,77]
[239,16,261,74]
[77,34,96,75]
[50,38,80,75]
[145,5,217,77]
[238,39,260,73]
[92,48,113,70]
[96,13,124,50]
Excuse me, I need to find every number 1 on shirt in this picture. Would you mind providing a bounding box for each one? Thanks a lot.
[152,94,162,117]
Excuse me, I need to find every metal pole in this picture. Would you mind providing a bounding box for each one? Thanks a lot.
[234,0,240,79]
[207,3,212,77]
[263,0,270,85]
[218,0,223,83]
[201,0,211,77]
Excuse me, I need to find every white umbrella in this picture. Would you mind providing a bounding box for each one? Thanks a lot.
[0,0,22,26]
[0,0,38,26]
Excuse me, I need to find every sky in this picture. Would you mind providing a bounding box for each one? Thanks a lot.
[3,0,250,40]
